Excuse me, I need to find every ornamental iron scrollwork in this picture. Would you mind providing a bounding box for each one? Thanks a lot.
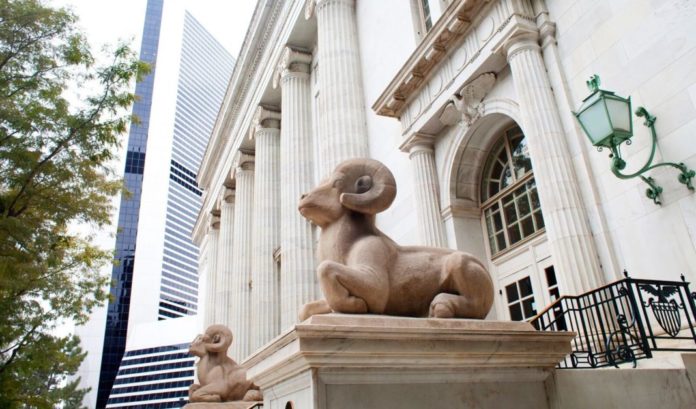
[605,314,639,368]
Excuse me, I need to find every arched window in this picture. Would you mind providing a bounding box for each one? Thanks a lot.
[481,125,544,255]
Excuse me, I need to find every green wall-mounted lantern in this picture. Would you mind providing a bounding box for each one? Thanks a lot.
[573,75,695,205]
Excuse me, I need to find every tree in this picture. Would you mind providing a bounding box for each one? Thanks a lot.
[0,0,147,407]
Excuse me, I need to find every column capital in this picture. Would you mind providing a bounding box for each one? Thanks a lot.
[400,132,436,156]
[232,150,255,175]
[274,47,312,88]
[306,0,354,19]
[208,213,220,231]
[220,187,235,204]
[494,17,540,61]
[249,106,281,140]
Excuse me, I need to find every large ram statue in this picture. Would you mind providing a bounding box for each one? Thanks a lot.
[298,158,494,321]
[188,325,262,403]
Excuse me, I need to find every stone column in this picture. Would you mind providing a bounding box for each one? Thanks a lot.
[505,34,603,294]
[274,47,319,329]
[307,0,369,174]
[215,188,235,328]
[203,214,220,328]
[405,134,446,248]
[229,154,254,360]
[250,107,281,352]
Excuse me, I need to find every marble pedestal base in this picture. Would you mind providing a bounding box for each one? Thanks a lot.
[183,402,260,409]
[244,314,574,409]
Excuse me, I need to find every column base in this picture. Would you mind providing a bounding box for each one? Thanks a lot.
[244,314,574,409]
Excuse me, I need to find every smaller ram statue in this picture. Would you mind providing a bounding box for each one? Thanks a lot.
[188,325,262,403]
[298,158,494,320]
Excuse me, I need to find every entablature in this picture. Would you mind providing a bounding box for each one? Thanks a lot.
[373,0,537,140]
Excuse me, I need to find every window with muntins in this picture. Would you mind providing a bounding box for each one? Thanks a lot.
[481,126,544,256]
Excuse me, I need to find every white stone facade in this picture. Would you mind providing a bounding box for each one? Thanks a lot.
[193,0,696,361]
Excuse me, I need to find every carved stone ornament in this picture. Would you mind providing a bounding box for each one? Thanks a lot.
[273,47,312,89]
[298,158,494,321]
[188,325,263,403]
[439,72,496,126]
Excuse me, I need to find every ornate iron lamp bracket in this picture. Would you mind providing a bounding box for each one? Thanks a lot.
[607,107,695,205]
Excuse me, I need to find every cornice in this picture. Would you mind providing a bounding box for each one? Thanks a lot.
[372,0,491,119]
[198,0,284,189]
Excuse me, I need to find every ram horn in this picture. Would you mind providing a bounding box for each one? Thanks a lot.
[339,159,397,215]
[203,325,233,353]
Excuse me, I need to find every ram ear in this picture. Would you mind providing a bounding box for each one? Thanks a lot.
[339,160,396,214]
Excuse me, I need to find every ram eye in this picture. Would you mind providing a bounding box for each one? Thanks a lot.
[355,176,372,193]
[332,179,344,189]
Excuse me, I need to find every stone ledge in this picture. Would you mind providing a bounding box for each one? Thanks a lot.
[244,314,574,388]
[183,402,261,409]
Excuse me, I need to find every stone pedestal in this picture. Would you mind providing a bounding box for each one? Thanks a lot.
[183,402,260,409]
[244,314,574,409]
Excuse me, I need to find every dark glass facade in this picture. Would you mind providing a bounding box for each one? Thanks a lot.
[96,1,164,407]
[105,343,195,409]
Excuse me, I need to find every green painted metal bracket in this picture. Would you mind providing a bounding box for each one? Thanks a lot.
[607,107,695,205]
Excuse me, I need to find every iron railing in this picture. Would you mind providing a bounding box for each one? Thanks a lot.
[530,271,696,368]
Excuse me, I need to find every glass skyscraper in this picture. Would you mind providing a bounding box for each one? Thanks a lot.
[93,1,234,408]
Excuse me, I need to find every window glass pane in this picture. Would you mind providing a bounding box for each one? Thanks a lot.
[505,283,519,302]
[534,210,545,229]
[504,201,517,223]
[500,165,513,189]
[493,211,503,231]
[510,134,532,178]
[545,266,557,286]
[517,193,531,217]
[520,216,535,237]
[509,303,523,321]
[522,297,537,318]
[519,276,533,297]
[507,224,521,244]
[496,232,507,251]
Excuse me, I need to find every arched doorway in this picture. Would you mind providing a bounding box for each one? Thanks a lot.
[447,112,560,322]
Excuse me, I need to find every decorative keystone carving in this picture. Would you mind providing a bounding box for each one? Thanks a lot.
[439,72,496,126]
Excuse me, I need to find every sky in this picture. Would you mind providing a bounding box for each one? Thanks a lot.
[54,0,257,337]
[53,0,257,58]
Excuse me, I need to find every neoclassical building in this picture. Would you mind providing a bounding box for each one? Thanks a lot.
[193,0,696,360]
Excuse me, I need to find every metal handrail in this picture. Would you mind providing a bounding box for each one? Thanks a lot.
[530,271,696,368]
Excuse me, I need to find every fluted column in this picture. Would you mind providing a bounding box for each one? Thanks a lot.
[307,0,369,173]
[505,35,603,294]
[215,188,235,328]
[203,215,220,328]
[406,134,446,247]
[229,154,254,360]
[274,47,319,329]
[250,107,281,351]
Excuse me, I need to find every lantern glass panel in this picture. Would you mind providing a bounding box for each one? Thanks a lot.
[606,97,631,133]
[579,99,612,145]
